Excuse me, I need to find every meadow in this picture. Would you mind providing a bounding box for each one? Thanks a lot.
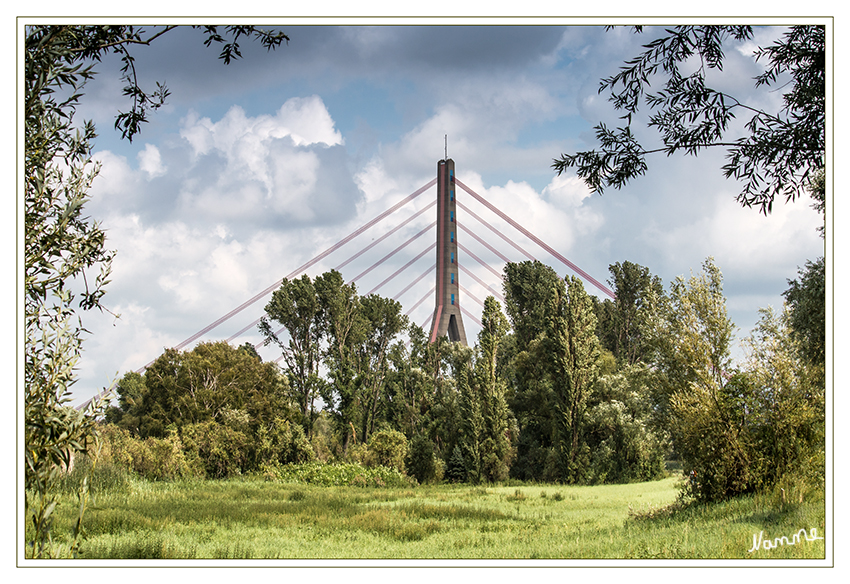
[39,473,826,561]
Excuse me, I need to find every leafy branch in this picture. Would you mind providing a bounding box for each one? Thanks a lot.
[553,25,825,214]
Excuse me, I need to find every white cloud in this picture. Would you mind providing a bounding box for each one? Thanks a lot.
[137,144,166,179]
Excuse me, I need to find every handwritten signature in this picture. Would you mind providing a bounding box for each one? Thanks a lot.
[748,528,824,553]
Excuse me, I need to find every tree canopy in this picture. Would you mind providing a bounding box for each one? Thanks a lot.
[552,25,825,214]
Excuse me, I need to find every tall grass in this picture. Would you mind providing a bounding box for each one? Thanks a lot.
[40,473,825,560]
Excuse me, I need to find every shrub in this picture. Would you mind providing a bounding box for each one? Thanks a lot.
[406,434,437,484]
[445,445,467,483]
[96,423,196,481]
[366,429,407,473]
[266,461,413,488]
[180,421,250,479]
[126,432,198,480]
[255,417,315,467]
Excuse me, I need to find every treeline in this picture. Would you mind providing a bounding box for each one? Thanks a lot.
[101,257,824,502]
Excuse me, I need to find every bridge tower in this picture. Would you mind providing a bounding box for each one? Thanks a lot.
[429,158,468,345]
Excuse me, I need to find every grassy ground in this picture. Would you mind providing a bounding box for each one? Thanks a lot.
[39,475,825,560]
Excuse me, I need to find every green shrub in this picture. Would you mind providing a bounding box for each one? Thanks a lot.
[180,421,250,479]
[406,434,437,484]
[126,432,198,480]
[96,423,196,481]
[265,461,413,488]
[255,417,315,467]
[445,445,467,483]
[366,429,407,473]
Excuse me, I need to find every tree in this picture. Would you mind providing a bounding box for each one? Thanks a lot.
[584,364,667,484]
[548,276,602,483]
[471,297,516,482]
[260,275,324,435]
[595,261,663,366]
[783,257,826,371]
[553,25,825,214]
[314,270,367,450]
[355,294,409,444]
[137,341,289,439]
[740,307,824,492]
[25,29,118,555]
[502,261,564,481]
[24,25,288,556]
[647,258,752,501]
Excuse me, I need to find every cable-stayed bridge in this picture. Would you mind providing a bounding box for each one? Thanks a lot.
[80,159,615,408]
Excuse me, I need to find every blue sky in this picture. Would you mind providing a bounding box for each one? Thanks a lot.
[16,16,831,406]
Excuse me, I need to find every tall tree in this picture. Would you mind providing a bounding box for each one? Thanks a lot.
[553,25,825,214]
[548,276,602,483]
[595,261,663,366]
[355,294,409,443]
[502,261,564,480]
[647,258,752,501]
[473,297,516,482]
[260,275,323,435]
[314,270,367,450]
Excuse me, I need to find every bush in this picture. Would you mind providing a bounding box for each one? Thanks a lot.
[406,434,438,484]
[445,445,467,483]
[96,423,197,481]
[265,461,413,488]
[180,421,250,479]
[127,432,198,480]
[366,429,407,473]
[255,418,315,467]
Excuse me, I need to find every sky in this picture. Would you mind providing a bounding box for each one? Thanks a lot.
[18,17,831,407]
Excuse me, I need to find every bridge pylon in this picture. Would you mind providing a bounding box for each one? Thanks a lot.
[429,158,468,345]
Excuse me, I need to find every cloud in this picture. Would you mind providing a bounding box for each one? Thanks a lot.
[172,96,357,230]
[137,144,166,179]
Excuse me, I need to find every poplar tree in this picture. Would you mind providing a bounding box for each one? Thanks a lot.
[475,297,516,482]
[548,276,601,483]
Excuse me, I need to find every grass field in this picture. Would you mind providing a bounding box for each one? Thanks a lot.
[37,474,826,561]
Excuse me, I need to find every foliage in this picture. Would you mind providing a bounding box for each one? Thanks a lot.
[454,297,517,483]
[406,434,439,484]
[646,258,750,501]
[547,276,602,483]
[315,270,368,449]
[502,261,563,481]
[24,25,288,556]
[92,423,198,481]
[255,417,316,468]
[584,364,668,484]
[24,25,117,558]
[265,461,413,488]
[260,275,324,434]
[594,261,663,366]
[739,307,825,492]
[261,272,409,445]
[355,294,410,443]
[180,421,251,479]
[553,25,825,213]
[136,341,290,438]
[783,257,825,370]
[366,429,408,473]
[445,445,468,483]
